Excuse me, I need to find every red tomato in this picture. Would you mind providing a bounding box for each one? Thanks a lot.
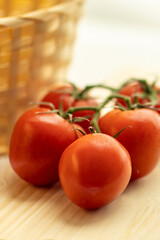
[117,81,160,113]
[41,84,74,112]
[99,109,160,181]
[118,81,148,106]
[9,108,85,186]
[41,84,98,133]
[59,133,131,209]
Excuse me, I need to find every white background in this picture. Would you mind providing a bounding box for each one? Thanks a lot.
[68,0,160,87]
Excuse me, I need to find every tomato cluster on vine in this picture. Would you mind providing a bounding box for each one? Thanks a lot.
[9,78,160,209]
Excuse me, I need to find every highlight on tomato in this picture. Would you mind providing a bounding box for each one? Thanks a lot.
[59,133,131,209]
[9,107,85,186]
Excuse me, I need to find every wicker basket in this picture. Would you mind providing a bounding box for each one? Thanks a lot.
[0,0,85,155]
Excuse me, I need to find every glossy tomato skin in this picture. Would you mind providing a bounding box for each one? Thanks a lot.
[9,108,84,186]
[99,109,160,181]
[41,84,98,133]
[59,133,131,209]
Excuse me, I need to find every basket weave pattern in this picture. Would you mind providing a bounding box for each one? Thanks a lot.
[0,0,84,154]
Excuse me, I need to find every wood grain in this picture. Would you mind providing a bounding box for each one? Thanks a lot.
[0,156,160,240]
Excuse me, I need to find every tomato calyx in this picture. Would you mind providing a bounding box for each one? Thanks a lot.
[62,105,100,132]
[113,126,132,138]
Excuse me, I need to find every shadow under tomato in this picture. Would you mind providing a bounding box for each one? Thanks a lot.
[56,175,147,227]
[54,191,126,227]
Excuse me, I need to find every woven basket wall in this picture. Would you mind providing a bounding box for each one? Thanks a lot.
[0,0,85,155]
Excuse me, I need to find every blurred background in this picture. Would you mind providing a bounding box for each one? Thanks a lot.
[68,0,160,87]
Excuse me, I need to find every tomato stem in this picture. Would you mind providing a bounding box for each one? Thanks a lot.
[68,81,79,95]
[67,82,118,100]
[58,99,64,117]
[88,126,96,134]
[62,106,99,119]
[62,105,101,132]
[79,84,117,98]
[91,111,101,133]
[99,94,132,110]
[91,94,133,132]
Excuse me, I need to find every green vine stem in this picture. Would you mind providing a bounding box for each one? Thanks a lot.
[62,106,99,120]
[37,79,159,133]
[57,79,159,107]
[79,84,118,99]
[98,94,132,110]
[91,94,133,133]
[79,78,158,103]
[37,91,155,134]
[119,78,158,104]
[127,78,153,94]
[68,81,80,98]
[62,105,100,132]
[91,111,101,133]
[65,82,118,100]
[61,94,132,133]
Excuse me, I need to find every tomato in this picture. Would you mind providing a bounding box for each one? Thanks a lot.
[118,81,148,106]
[99,108,160,181]
[41,84,74,112]
[41,84,98,133]
[117,81,160,113]
[153,86,160,114]
[59,133,131,209]
[9,108,85,186]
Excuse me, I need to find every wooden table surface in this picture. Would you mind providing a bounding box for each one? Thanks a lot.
[0,156,160,240]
